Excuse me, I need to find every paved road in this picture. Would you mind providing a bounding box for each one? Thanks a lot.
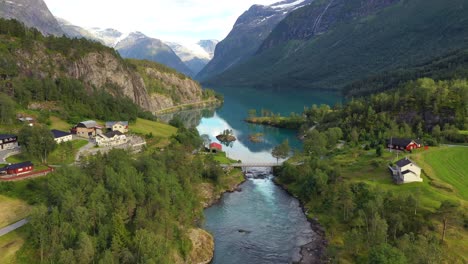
[0,148,21,164]
[0,219,28,237]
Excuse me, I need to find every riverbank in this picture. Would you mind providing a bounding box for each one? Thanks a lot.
[199,168,246,208]
[272,176,328,264]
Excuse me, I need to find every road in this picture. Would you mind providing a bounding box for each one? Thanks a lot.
[0,148,21,164]
[0,219,28,237]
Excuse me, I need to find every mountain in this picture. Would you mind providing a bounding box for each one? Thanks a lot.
[197,40,219,58]
[56,17,100,41]
[0,0,63,36]
[0,19,206,114]
[166,41,218,75]
[196,0,312,81]
[114,32,194,77]
[88,27,124,47]
[203,0,468,91]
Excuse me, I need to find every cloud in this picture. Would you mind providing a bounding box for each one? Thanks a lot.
[44,0,279,43]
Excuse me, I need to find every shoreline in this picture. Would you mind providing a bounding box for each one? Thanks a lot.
[272,177,328,264]
[154,99,222,115]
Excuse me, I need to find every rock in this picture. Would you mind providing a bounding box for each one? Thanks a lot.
[187,228,214,264]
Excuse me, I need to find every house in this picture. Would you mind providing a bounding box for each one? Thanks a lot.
[51,129,73,144]
[95,131,127,147]
[0,134,18,151]
[387,138,422,151]
[0,161,33,175]
[71,120,103,138]
[210,142,222,153]
[389,158,423,184]
[105,121,129,134]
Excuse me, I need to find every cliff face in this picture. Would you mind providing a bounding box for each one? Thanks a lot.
[14,42,204,113]
[0,0,63,36]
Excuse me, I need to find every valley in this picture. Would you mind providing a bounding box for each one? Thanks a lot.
[0,0,467,263]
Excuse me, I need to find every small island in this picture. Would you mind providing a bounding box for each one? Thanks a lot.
[248,133,264,143]
[216,129,237,143]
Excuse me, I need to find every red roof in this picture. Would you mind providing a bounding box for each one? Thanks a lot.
[210,142,222,150]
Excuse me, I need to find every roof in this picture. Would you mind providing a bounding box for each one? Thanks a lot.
[105,121,129,128]
[104,131,124,138]
[1,161,33,171]
[396,158,412,168]
[78,120,98,128]
[210,142,222,149]
[0,134,17,140]
[51,129,71,139]
[387,138,414,147]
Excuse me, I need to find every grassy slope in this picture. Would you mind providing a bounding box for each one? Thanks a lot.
[49,116,71,131]
[412,147,468,200]
[47,140,89,165]
[319,146,468,260]
[132,118,177,138]
[207,0,468,90]
[0,195,31,228]
[0,230,25,264]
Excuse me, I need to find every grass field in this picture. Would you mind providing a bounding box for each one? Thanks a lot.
[49,116,72,131]
[132,118,177,138]
[0,230,25,264]
[0,195,31,228]
[48,140,88,165]
[412,147,468,200]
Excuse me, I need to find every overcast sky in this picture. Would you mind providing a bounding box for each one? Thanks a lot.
[44,0,279,44]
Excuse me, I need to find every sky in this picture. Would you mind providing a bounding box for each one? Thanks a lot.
[44,0,279,44]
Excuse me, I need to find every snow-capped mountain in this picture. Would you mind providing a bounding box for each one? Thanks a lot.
[0,0,63,36]
[115,32,194,76]
[196,0,312,81]
[166,40,218,75]
[87,27,124,47]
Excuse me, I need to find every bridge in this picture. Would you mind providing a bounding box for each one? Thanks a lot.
[220,162,283,168]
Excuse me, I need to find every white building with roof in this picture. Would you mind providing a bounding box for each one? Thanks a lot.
[389,157,423,184]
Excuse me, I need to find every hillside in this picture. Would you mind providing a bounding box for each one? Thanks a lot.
[204,0,468,91]
[0,19,208,119]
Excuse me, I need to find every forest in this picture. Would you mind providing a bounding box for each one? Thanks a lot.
[0,126,222,264]
[274,77,468,262]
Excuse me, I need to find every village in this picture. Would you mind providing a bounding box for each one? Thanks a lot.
[0,119,146,181]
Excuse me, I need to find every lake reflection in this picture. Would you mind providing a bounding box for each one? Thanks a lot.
[158,87,342,163]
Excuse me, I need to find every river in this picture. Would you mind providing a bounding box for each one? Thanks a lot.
[159,87,341,263]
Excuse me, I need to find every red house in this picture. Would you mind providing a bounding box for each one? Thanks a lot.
[387,138,422,151]
[210,142,223,153]
[0,161,34,175]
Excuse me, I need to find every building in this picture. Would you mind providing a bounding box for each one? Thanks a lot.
[105,121,129,134]
[95,131,127,147]
[18,117,34,126]
[0,134,18,151]
[389,158,423,184]
[0,161,34,175]
[387,138,422,151]
[210,142,222,153]
[71,120,103,138]
[51,129,73,144]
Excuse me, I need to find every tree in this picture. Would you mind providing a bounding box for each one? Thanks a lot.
[0,93,16,125]
[272,139,290,163]
[437,200,461,242]
[18,125,57,163]
[248,109,257,118]
[376,145,383,157]
[368,244,407,264]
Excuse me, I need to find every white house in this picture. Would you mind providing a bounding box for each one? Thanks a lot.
[95,131,127,147]
[51,129,73,144]
[0,134,18,151]
[389,158,423,184]
[105,121,129,134]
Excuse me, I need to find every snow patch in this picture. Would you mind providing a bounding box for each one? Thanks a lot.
[270,0,306,10]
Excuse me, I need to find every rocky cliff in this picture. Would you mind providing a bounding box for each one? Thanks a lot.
[0,0,63,36]
[13,41,205,113]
